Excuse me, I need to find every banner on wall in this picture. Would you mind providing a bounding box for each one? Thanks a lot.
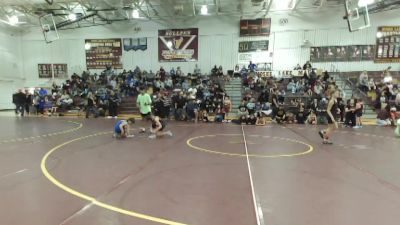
[53,64,68,78]
[38,64,68,78]
[123,38,147,51]
[239,40,269,53]
[375,26,400,63]
[38,64,53,78]
[238,51,272,64]
[310,45,375,62]
[85,39,123,69]
[158,28,198,62]
[240,18,271,37]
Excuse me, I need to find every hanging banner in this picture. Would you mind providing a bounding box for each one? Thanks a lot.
[310,45,375,62]
[85,39,122,69]
[38,64,53,78]
[239,40,269,53]
[240,18,271,37]
[123,38,147,51]
[375,26,400,63]
[158,28,198,62]
[53,64,68,78]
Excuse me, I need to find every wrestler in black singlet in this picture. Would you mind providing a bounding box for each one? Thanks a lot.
[152,117,166,131]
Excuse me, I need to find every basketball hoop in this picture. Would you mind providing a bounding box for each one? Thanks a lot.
[39,14,59,43]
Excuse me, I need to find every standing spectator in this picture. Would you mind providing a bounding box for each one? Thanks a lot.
[136,87,152,120]
[303,61,312,70]
[223,96,232,114]
[359,71,369,92]
[25,90,32,116]
[248,61,257,72]
[39,88,48,97]
[108,90,120,118]
[173,92,187,121]
[86,92,99,118]
[186,97,198,122]
[13,90,26,116]
[161,92,172,119]
[270,88,279,119]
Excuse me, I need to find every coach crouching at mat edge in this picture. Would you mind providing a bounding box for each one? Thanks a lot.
[136,87,152,120]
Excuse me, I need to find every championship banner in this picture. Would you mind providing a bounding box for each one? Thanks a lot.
[239,40,269,53]
[53,64,68,78]
[158,28,198,62]
[310,45,375,62]
[123,38,147,51]
[85,39,122,69]
[375,26,400,63]
[38,64,52,78]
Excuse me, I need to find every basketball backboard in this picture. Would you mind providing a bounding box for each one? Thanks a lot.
[39,14,59,43]
[344,0,371,32]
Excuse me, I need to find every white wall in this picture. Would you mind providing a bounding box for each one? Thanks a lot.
[0,26,23,109]
[19,7,400,88]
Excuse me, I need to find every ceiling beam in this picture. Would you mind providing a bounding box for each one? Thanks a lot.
[264,0,273,17]
[292,0,304,10]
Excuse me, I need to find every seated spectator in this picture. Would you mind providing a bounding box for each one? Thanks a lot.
[307,111,317,125]
[182,79,190,91]
[377,105,392,126]
[173,91,187,121]
[344,99,356,127]
[246,114,257,125]
[296,109,306,124]
[287,79,296,93]
[322,71,330,82]
[214,105,225,122]
[389,107,399,126]
[286,112,295,124]
[256,113,266,126]
[275,106,286,124]
[368,78,376,91]
[165,77,173,90]
[238,101,249,118]
[246,98,256,115]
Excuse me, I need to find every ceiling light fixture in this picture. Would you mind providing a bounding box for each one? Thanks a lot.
[132,9,139,18]
[200,5,208,15]
[8,15,19,25]
[85,43,91,50]
[358,0,374,7]
[68,13,77,21]
[376,31,383,38]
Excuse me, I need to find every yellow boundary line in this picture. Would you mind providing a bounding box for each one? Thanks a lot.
[0,120,83,144]
[40,131,187,225]
[186,134,314,158]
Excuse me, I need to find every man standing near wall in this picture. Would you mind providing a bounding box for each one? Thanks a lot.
[13,89,26,116]
[136,87,152,120]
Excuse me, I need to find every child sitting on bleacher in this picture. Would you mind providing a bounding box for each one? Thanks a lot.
[275,106,286,124]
